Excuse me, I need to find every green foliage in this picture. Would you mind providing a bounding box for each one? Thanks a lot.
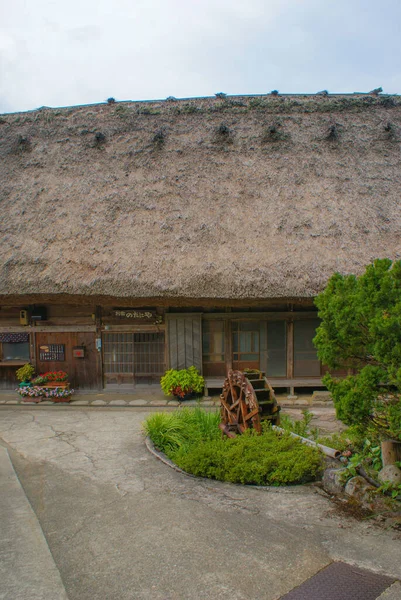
[279,409,318,439]
[142,412,188,453]
[317,424,373,454]
[15,363,35,382]
[144,408,323,486]
[173,430,323,486]
[377,480,401,501]
[341,439,382,481]
[323,367,383,425]
[373,397,401,442]
[143,407,220,454]
[160,366,204,397]
[314,259,401,430]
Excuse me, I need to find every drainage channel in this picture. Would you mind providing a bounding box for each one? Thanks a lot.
[280,562,396,600]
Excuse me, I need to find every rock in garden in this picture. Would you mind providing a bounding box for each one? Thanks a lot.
[322,468,348,495]
[378,465,401,486]
[345,476,376,502]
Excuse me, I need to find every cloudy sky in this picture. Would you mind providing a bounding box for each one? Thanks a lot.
[1,0,400,113]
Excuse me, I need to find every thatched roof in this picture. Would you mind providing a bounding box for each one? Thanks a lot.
[1,94,401,303]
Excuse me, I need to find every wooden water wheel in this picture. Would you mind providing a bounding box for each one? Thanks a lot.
[219,369,280,438]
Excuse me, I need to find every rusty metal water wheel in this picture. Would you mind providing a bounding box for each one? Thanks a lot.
[219,370,262,437]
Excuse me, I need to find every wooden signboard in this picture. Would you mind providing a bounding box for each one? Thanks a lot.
[39,344,65,362]
[110,309,163,324]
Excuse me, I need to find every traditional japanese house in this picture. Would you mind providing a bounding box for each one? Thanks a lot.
[0,93,400,393]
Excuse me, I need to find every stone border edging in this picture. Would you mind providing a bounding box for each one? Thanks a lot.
[144,436,198,478]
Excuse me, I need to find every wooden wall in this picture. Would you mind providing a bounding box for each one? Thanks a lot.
[35,332,100,390]
[0,365,21,390]
[0,304,99,389]
[166,314,202,372]
[0,304,96,328]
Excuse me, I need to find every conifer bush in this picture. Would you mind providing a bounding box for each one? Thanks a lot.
[314,259,401,433]
[172,430,323,486]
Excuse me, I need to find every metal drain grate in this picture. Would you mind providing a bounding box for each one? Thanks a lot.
[280,562,395,600]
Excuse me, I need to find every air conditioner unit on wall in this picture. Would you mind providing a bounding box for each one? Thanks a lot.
[31,306,47,321]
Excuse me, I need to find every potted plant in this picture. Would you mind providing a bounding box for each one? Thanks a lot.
[15,363,35,388]
[18,385,74,403]
[160,366,204,400]
[42,387,74,403]
[18,386,44,403]
[32,371,70,389]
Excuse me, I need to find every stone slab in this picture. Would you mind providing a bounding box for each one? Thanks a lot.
[108,400,128,406]
[128,399,148,406]
[312,391,332,402]
[90,400,107,406]
[293,399,310,406]
[148,400,168,406]
[0,447,68,599]
[377,582,401,599]
[180,400,200,406]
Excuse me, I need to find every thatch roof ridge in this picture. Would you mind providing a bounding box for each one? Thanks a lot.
[1,95,401,301]
[2,91,400,118]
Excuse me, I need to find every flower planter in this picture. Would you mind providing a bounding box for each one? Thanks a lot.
[52,397,71,403]
[39,382,70,389]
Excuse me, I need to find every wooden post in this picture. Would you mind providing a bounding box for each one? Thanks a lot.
[381,440,401,466]
[30,331,36,369]
[287,320,294,379]
[225,319,232,375]
[286,320,295,397]
[95,305,103,391]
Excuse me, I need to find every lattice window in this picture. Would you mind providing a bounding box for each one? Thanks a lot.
[133,333,165,376]
[103,332,165,379]
[103,333,134,374]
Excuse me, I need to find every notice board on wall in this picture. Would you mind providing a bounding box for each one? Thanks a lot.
[39,344,65,362]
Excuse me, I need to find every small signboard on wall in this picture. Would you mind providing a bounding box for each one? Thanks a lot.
[110,309,163,324]
[39,344,65,361]
[73,346,85,358]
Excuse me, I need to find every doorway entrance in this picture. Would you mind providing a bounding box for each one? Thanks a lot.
[102,332,165,388]
[232,321,260,371]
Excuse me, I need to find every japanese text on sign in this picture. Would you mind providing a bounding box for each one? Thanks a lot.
[114,310,153,319]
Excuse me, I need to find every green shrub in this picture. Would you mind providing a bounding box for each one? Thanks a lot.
[15,363,35,382]
[160,366,204,397]
[279,409,318,439]
[144,408,323,486]
[143,407,220,454]
[175,406,221,445]
[172,429,323,486]
[142,412,189,453]
[314,259,401,431]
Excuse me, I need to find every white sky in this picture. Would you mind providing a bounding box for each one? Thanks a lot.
[1,0,400,113]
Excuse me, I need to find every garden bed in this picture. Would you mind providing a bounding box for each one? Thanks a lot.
[143,407,324,486]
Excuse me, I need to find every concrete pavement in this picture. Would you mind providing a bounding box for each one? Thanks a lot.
[0,407,399,600]
[0,446,68,600]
